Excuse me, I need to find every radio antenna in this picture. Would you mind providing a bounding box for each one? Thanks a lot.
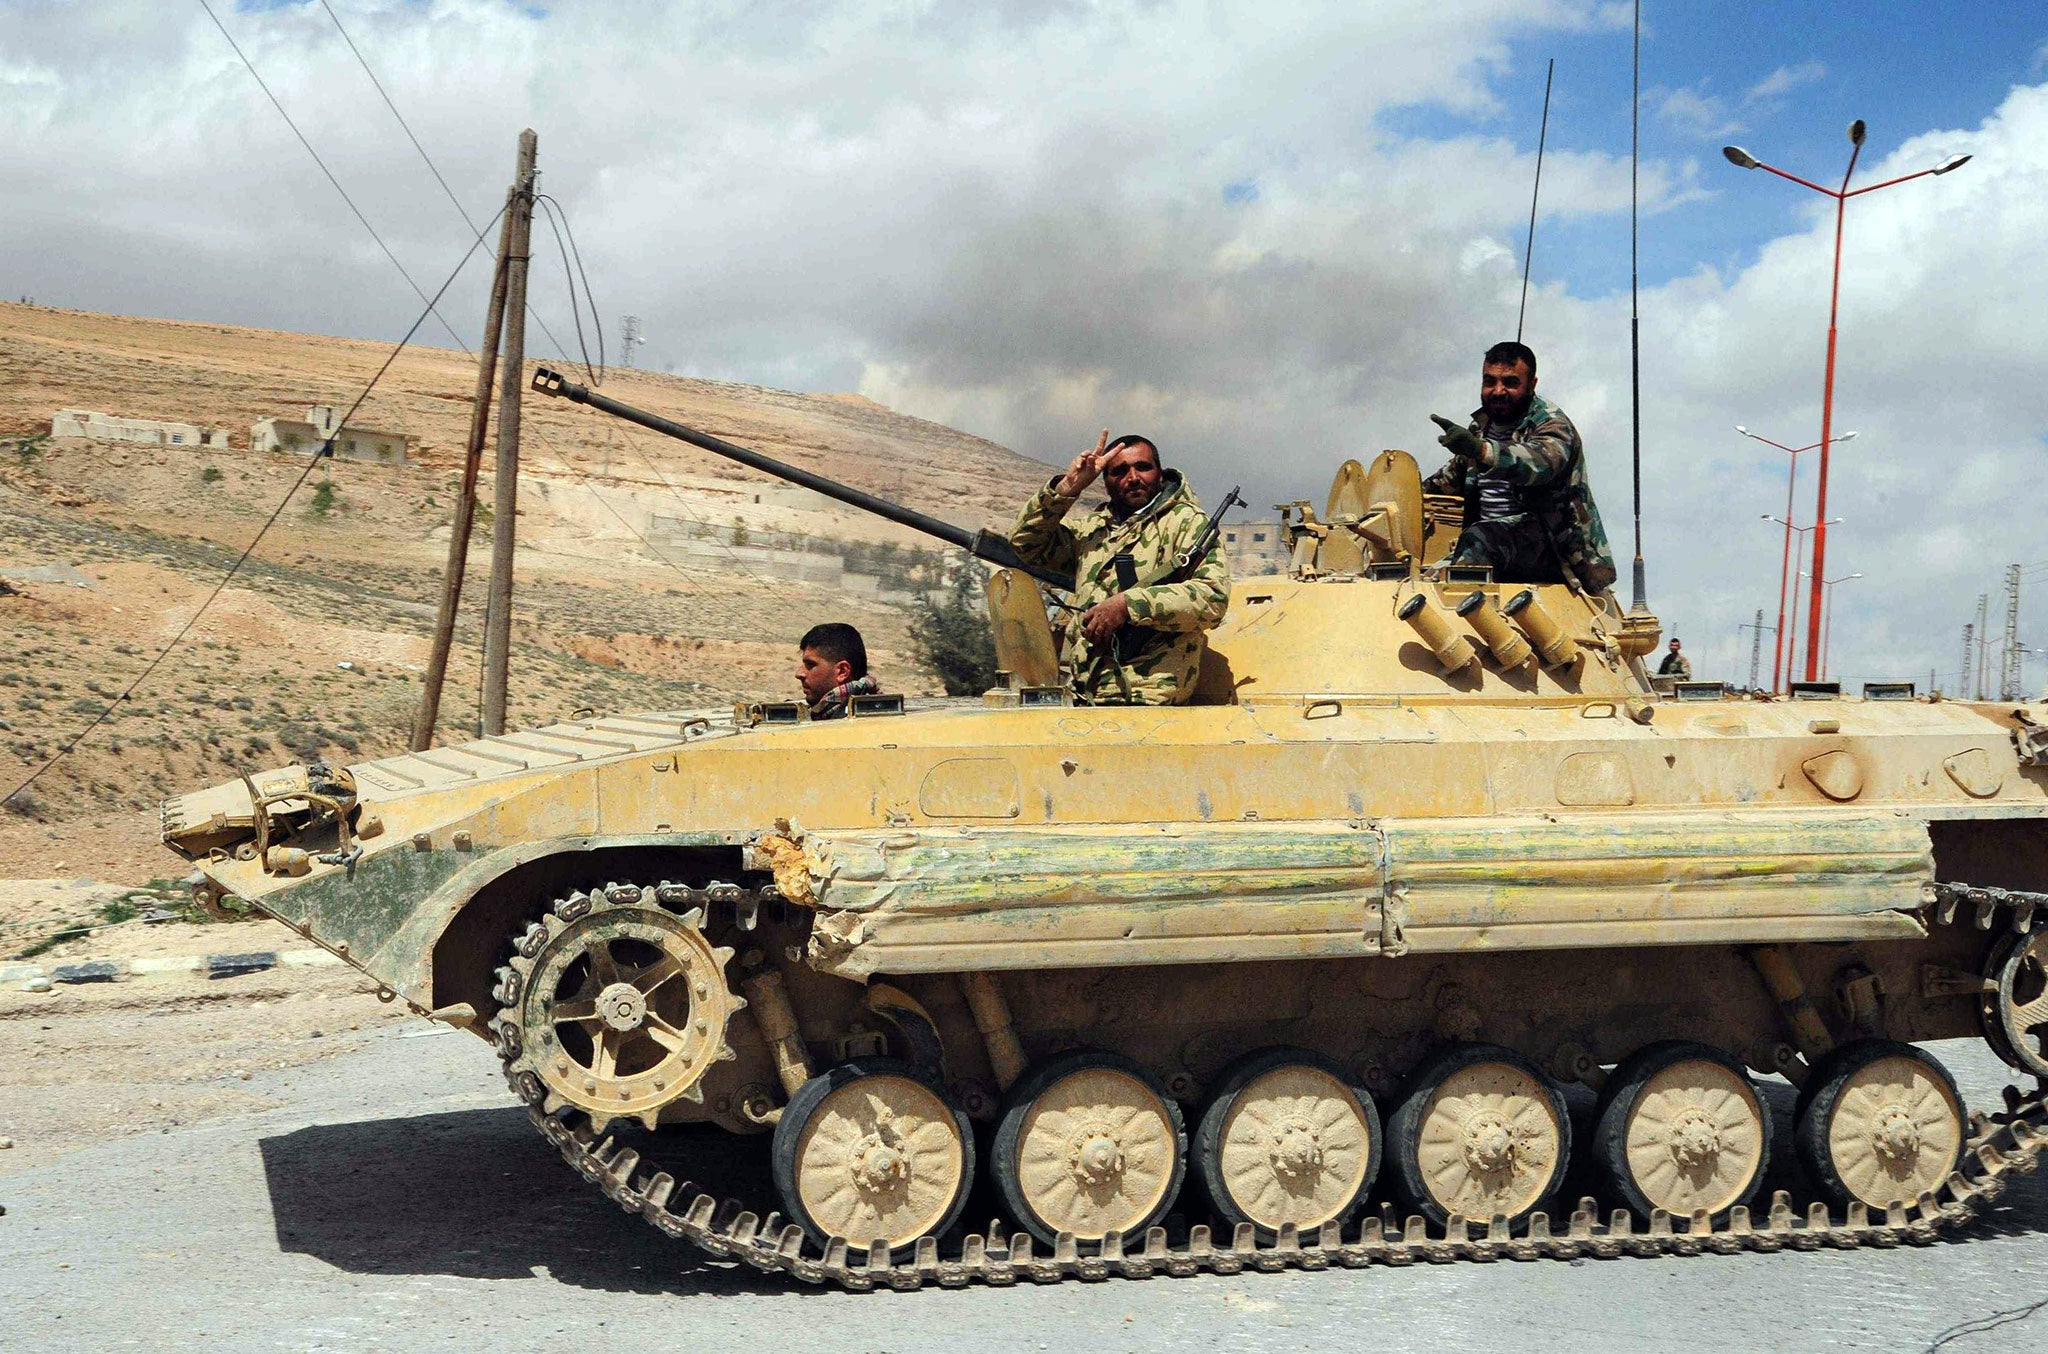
[1627,0,1648,612]
[1516,58,1555,342]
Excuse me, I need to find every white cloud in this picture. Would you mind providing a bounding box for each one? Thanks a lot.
[1654,83,1741,139]
[1743,61,1825,104]
[0,0,2039,691]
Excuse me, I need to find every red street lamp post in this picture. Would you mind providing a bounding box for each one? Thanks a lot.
[1763,514,1841,682]
[1724,125,1969,681]
[1737,425,1856,693]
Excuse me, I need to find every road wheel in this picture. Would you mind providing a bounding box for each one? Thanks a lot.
[1388,1042,1570,1229]
[1796,1039,1965,1212]
[1196,1047,1380,1241]
[771,1057,974,1258]
[1594,1040,1770,1223]
[992,1049,1187,1248]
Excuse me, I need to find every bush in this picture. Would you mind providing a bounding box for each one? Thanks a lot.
[201,465,224,484]
[908,561,997,696]
[308,480,338,516]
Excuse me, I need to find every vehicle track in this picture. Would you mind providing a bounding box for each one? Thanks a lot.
[496,884,2048,1292]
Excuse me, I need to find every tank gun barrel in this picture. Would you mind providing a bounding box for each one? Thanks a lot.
[531,367,1074,591]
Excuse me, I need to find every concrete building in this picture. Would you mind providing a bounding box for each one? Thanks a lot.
[251,405,408,466]
[1220,519,1291,578]
[50,409,228,449]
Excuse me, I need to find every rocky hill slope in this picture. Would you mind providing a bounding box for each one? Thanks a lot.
[0,302,1057,881]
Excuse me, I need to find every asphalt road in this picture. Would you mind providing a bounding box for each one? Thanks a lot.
[1,1026,2044,1353]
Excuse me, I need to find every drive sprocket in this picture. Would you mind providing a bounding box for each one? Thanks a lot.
[492,884,745,1132]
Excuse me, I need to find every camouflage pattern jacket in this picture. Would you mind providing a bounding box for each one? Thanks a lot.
[1421,393,1618,594]
[1009,469,1231,705]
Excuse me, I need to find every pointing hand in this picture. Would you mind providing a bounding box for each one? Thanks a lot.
[1430,414,1487,465]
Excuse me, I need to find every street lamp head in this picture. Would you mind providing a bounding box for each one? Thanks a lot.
[1837,430,1858,442]
[1848,119,1867,146]
[1723,145,1761,169]
[1735,424,1748,435]
[1934,153,1972,175]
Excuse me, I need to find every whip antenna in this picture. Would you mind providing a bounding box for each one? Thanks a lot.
[1627,0,1648,612]
[1516,58,1555,342]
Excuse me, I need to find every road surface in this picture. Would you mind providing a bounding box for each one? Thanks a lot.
[1,1020,2043,1352]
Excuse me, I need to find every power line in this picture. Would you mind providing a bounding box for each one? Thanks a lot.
[3,205,505,810]
[315,0,581,366]
[535,193,606,384]
[197,0,468,354]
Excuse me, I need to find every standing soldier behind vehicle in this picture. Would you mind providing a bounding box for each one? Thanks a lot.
[1009,431,1231,705]
[1425,341,1617,594]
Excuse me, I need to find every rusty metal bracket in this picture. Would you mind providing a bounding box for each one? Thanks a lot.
[1834,965,1886,1039]
[2013,711,2048,767]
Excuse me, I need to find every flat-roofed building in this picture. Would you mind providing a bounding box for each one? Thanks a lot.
[252,405,408,465]
[50,409,229,449]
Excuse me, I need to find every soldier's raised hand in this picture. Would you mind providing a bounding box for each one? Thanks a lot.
[1430,414,1487,465]
[1057,428,1111,497]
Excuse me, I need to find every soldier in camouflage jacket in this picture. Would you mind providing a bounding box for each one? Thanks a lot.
[1424,342,1617,595]
[1010,432,1231,705]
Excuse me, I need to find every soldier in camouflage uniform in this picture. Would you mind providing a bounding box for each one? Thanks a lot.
[1010,431,1231,705]
[1424,341,1617,594]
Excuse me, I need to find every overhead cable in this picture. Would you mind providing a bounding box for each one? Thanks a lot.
[1,203,506,810]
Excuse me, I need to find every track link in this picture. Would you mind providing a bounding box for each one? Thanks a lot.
[497,882,2048,1292]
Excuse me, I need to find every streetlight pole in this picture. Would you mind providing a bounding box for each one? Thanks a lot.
[1724,126,1969,680]
[1738,425,1855,692]
[1764,514,1841,683]
[1801,569,1864,679]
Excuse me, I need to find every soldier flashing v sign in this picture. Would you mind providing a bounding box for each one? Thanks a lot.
[1424,341,1617,595]
[1008,430,1231,706]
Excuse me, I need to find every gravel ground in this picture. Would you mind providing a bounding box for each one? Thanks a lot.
[0,1001,2043,1353]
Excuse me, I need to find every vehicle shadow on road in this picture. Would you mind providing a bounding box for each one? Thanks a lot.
[258,1106,815,1297]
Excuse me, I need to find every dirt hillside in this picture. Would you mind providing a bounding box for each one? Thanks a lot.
[0,301,1057,889]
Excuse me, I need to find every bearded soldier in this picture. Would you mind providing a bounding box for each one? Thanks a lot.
[1424,341,1617,594]
[1009,431,1231,705]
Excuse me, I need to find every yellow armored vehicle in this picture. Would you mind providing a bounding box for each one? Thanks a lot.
[163,370,2048,1289]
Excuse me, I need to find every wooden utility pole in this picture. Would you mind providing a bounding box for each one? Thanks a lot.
[410,140,524,750]
[481,128,537,736]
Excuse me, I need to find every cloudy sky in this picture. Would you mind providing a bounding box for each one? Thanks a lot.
[4,0,2046,692]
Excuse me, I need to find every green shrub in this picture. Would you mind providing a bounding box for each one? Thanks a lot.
[908,561,997,696]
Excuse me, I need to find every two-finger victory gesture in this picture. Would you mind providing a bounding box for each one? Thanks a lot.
[1056,428,1112,497]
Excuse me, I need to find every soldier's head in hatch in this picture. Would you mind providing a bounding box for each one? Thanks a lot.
[1101,434,1163,518]
[1480,341,1538,426]
[796,623,868,705]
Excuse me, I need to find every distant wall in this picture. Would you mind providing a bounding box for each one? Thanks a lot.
[1221,519,1291,577]
[51,408,228,449]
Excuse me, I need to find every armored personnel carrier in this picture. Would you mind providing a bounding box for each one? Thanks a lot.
[163,369,2048,1289]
